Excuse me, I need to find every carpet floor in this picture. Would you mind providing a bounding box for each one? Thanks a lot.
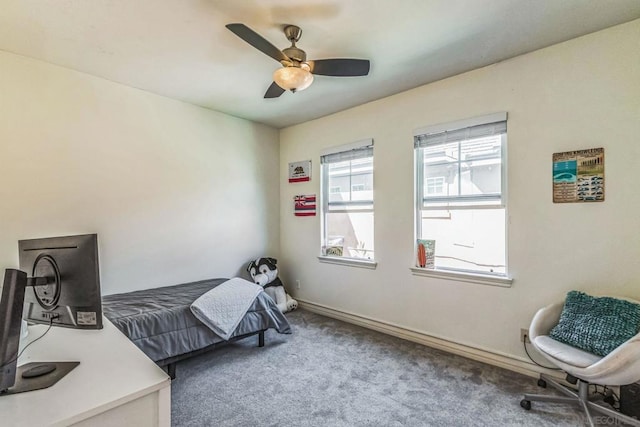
[171,309,588,426]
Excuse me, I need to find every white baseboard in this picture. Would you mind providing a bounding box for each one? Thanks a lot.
[297,299,563,381]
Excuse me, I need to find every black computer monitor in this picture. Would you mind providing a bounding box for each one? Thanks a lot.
[0,269,28,392]
[19,234,103,329]
[0,266,83,395]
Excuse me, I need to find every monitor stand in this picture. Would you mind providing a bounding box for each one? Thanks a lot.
[0,362,79,396]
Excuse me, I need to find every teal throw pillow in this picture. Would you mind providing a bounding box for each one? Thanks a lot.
[549,291,640,357]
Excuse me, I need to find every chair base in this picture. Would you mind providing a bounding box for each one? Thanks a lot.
[521,374,640,427]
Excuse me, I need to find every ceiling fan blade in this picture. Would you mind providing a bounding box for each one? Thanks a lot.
[309,59,370,77]
[264,82,286,98]
[226,23,290,63]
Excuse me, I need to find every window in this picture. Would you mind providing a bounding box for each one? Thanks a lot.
[415,113,507,276]
[321,140,374,261]
[426,177,445,195]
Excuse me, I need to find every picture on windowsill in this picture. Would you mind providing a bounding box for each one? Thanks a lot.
[324,246,344,257]
[553,148,604,203]
[416,239,435,269]
[324,236,344,256]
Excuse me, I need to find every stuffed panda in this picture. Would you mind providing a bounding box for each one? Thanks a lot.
[246,257,298,313]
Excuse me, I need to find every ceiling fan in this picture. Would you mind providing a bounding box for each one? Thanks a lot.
[226,23,370,98]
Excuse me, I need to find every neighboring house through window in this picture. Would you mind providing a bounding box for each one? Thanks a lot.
[414,113,507,275]
[426,177,445,195]
[321,139,374,260]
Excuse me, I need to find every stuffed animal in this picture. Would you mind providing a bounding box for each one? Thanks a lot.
[246,257,298,313]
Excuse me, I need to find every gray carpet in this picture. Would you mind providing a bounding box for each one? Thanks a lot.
[171,309,587,426]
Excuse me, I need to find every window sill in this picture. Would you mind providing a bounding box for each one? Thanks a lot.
[318,256,377,270]
[410,267,513,288]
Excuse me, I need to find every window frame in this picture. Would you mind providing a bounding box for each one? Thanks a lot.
[319,139,376,266]
[413,113,511,284]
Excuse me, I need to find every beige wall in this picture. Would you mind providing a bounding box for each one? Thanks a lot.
[0,51,280,295]
[279,20,640,360]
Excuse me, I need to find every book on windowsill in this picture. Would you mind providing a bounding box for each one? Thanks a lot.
[416,239,435,269]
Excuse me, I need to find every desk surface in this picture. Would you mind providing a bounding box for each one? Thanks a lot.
[0,319,170,426]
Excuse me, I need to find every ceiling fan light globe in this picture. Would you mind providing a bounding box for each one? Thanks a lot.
[273,67,313,92]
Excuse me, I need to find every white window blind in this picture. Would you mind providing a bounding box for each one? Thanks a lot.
[414,120,507,148]
[321,141,373,164]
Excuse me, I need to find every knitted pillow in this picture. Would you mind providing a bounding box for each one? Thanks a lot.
[549,291,640,357]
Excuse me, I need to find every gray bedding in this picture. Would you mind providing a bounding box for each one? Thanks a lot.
[102,278,291,363]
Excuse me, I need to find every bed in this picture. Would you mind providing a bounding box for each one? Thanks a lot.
[102,278,291,378]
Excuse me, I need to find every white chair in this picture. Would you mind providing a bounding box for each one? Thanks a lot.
[520,297,640,427]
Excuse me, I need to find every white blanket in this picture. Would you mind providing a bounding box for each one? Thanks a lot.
[190,277,263,340]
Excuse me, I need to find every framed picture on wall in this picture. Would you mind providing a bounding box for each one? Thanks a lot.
[552,148,604,203]
[294,194,316,216]
[289,160,311,183]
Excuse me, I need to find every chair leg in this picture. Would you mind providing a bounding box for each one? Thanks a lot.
[523,394,577,404]
[521,374,640,427]
[523,373,579,401]
[578,399,595,427]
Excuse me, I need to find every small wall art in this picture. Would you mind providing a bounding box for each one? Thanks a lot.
[294,194,316,216]
[288,160,311,183]
[553,148,604,203]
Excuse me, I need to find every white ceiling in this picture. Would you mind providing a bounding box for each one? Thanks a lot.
[1,1,639,128]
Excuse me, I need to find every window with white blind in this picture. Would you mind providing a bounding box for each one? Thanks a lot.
[414,113,508,276]
[321,139,374,261]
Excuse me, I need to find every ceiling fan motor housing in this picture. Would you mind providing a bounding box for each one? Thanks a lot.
[283,47,306,64]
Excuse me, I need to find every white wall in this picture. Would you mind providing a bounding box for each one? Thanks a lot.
[279,20,640,360]
[0,51,280,295]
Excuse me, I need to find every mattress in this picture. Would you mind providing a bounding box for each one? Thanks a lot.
[102,278,291,363]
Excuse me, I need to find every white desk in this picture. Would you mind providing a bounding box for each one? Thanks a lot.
[0,319,171,427]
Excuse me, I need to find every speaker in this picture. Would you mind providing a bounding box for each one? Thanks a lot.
[620,383,640,418]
